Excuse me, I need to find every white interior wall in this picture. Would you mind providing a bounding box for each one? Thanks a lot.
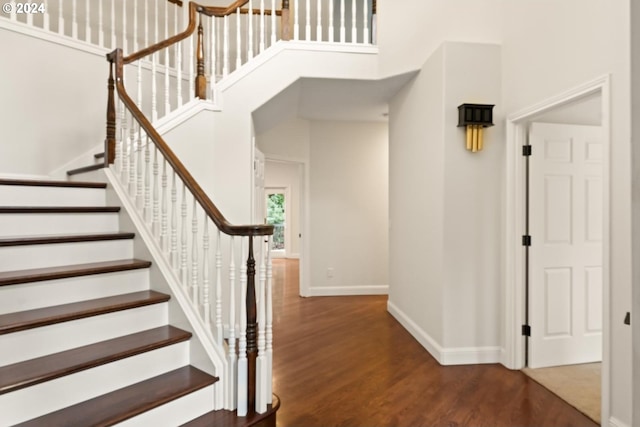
[0,28,107,177]
[309,120,388,296]
[264,160,302,258]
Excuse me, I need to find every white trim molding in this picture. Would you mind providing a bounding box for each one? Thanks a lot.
[608,416,630,427]
[308,285,388,297]
[388,301,501,366]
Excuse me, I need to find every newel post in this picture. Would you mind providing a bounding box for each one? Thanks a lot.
[281,0,290,41]
[195,13,207,99]
[246,236,258,413]
[105,59,116,166]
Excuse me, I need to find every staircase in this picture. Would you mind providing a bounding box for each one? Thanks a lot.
[0,177,221,426]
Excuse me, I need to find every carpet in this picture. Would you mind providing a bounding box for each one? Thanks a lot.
[522,363,601,424]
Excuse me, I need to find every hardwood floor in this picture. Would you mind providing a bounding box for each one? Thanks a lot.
[271,259,598,427]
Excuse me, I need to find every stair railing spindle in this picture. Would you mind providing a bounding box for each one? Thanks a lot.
[136,128,144,209]
[144,137,151,222]
[316,0,321,41]
[160,159,169,251]
[304,0,309,41]
[176,4,183,106]
[246,237,257,416]
[351,0,356,43]
[265,238,273,403]
[170,170,178,263]
[247,1,254,60]
[98,0,103,46]
[164,0,171,114]
[340,0,345,43]
[128,116,137,196]
[228,235,237,409]
[202,215,211,328]
[223,15,229,77]
[363,0,369,44]
[328,0,333,42]
[237,237,248,416]
[209,17,216,101]
[235,7,241,71]
[152,146,160,235]
[110,0,115,48]
[121,0,126,52]
[43,0,50,31]
[71,0,77,39]
[84,1,90,42]
[189,23,195,100]
[191,198,199,304]
[26,1,34,26]
[259,0,265,53]
[181,183,188,286]
[293,0,298,40]
[270,0,276,45]
[281,0,290,41]
[215,229,223,344]
[196,15,206,99]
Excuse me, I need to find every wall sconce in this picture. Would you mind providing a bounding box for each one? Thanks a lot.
[457,103,494,152]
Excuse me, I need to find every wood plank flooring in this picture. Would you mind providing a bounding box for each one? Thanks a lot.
[271,259,598,427]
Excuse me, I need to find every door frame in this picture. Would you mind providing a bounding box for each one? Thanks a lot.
[503,75,611,419]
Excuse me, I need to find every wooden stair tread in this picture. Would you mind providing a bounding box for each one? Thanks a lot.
[0,290,168,335]
[66,163,105,176]
[182,395,280,427]
[0,258,152,286]
[0,232,135,247]
[0,179,106,189]
[0,206,120,213]
[15,366,218,427]
[0,326,191,395]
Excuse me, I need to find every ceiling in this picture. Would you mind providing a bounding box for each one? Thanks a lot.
[252,71,417,134]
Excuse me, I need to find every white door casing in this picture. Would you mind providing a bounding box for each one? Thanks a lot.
[528,122,603,368]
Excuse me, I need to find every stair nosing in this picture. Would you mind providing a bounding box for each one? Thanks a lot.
[0,259,152,287]
[0,179,106,189]
[66,164,105,176]
[0,290,169,335]
[0,206,120,214]
[14,367,218,427]
[0,326,192,395]
[0,232,135,247]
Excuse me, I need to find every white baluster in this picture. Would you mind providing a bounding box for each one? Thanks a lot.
[209,17,216,101]
[191,199,199,304]
[265,239,273,403]
[340,0,345,43]
[71,0,78,39]
[181,183,188,286]
[128,120,137,197]
[176,4,183,107]
[98,0,103,46]
[351,0,356,43]
[260,0,265,53]
[137,61,142,109]
[57,0,64,34]
[26,2,34,26]
[270,0,276,46]
[136,129,144,210]
[160,160,168,250]
[316,0,322,41]
[110,0,115,48]
[363,0,369,44]
[228,236,237,409]
[132,1,138,51]
[152,0,159,122]
[170,171,178,264]
[8,0,16,21]
[115,101,123,175]
[164,0,170,115]
[328,0,334,42]
[247,1,253,60]
[223,15,229,77]
[85,1,90,43]
[256,237,267,413]
[144,137,151,222]
[202,216,211,329]
[235,7,241,70]
[305,0,310,41]
[43,0,50,31]
[152,146,160,236]
[120,108,129,183]
[121,0,126,52]
[237,238,248,416]
[293,0,299,40]
[215,230,223,345]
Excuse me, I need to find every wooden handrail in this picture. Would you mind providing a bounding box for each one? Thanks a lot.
[199,0,250,17]
[107,48,273,237]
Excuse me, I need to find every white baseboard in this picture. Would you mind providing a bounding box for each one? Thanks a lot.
[307,285,388,296]
[387,300,501,366]
[287,253,300,259]
[609,416,630,427]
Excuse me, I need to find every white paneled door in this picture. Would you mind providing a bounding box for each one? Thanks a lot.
[528,123,603,368]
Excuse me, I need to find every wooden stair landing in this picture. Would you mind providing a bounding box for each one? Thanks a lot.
[182,395,280,427]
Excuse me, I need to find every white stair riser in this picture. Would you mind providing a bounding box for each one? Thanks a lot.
[0,240,134,271]
[0,186,106,207]
[117,384,216,427]
[68,169,106,182]
[1,342,190,427]
[0,212,119,236]
[0,303,168,365]
[0,269,149,315]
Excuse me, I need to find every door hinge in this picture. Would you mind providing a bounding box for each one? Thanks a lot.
[522,145,532,156]
[624,312,631,325]
[522,235,532,246]
[522,324,531,336]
